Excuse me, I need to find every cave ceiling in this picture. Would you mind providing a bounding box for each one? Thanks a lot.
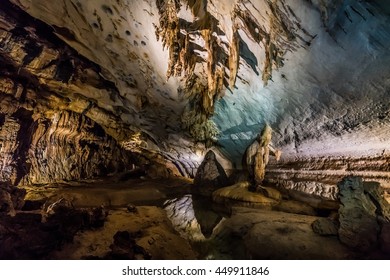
[1,0,390,168]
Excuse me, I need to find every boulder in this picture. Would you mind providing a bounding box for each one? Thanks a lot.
[193,150,229,196]
[85,206,109,228]
[338,177,380,252]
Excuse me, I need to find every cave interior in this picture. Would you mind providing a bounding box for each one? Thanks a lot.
[0,0,390,260]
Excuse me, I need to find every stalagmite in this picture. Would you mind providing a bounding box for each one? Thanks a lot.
[244,124,281,187]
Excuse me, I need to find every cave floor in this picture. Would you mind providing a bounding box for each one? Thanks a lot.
[17,176,390,260]
[20,176,196,259]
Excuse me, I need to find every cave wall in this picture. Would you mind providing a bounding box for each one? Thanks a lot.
[0,105,134,185]
[211,0,390,162]
[0,2,136,185]
[1,0,389,189]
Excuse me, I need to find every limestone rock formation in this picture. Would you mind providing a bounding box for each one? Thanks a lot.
[243,124,281,186]
[0,0,197,185]
[0,0,389,187]
[0,0,389,261]
[338,177,390,253]
[0,109,134,185]
[266,156,390,207]
[193,150,229,196]
[0,1,137,185]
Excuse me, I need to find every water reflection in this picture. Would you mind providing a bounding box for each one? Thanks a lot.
[163,195,224,239]
[164,194,239,259]
[164,195,205,241]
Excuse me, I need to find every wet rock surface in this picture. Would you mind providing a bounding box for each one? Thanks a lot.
[212,181,279,208]
[164,194,224,240]
[0,178,196,260]
[2,175,390,260]
[0,180,112,259]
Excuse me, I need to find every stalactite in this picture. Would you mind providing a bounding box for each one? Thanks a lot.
[228,22,240,89]
[181,75,220,146]
[201,28,225,116]
[233,0,312,85]
[155,0,226,144]
[154,0,313,134]
[155,0,182,79]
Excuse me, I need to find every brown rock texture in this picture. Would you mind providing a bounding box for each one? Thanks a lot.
[212,181,279,208]
[0,109,134,185]
[338,177,390,253]
[0,2,138,185]
[193,150,229,196]
[212,207,354,259]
